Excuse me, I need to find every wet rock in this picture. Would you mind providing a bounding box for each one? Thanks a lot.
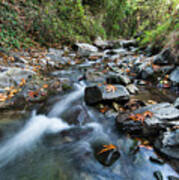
[93,143,120,166]
[85,70,105,83]
[140,66,154,80]
[84,86,102,105]
[154,130,179,159]
[63,105,90,125]
[0,67,35,88]
[149,156,164,165]
[174,98,179,109]
[126,84,139,94]
[74,43,98,57]
[85,85,129,105]
[121,39,137,49]
[106,73,131,85]
[154,171,163,180]
[116,103,179,136]
[168,176,179,180]
[153,48,175,65]
[170,67,179,84]
[94,37,109,49]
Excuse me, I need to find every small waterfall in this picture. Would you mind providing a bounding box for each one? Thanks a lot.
[48,83,85,117]
[0,83,86,168]
[0,114,69,168]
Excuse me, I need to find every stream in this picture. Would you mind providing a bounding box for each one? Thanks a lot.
[0,43,178,180]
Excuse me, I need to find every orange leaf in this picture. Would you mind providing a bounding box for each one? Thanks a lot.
[100,107,109,113]
[143,111,153,118]
[106,84,117,93]
[28,91,39,98]
[19,78,26,87]
[43,84,48,89]
[98,144,117,155]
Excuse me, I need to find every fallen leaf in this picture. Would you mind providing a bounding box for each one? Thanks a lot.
[43,84,48,89]
[100,107,109,113]
[143,111,153,118]
[98,144,117,155]
[19,78,26,87]
[28,91,39,98]
[106,84,117,93]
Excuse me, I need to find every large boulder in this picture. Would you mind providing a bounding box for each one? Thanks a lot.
[116,103,179,136]
[84,85,129,105]
[153,48,176,65]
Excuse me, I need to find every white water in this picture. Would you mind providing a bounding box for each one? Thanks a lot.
[48,83,85,117]
[0,83,85,168]
[0,114,69,168]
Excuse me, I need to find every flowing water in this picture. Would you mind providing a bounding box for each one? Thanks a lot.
[0,66,178,179]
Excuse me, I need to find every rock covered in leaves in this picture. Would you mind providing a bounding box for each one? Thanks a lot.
[84,84,129,105]
[116,103,179,136]
[0,67,35,88]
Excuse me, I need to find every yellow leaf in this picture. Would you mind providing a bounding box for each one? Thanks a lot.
[43,84,48,89]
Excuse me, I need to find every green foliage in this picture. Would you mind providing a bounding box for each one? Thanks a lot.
[0,0,178,49]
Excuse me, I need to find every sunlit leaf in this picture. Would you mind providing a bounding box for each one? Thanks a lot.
[106,84,117,93]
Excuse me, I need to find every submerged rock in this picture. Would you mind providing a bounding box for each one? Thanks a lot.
[154,130,179,159]
[84,85,129,105]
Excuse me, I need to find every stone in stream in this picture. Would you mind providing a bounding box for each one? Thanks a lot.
[154,129,179,159]
[140,66,154,80]
[94,37,109,49]
[84,85,129,105]
[153,48,176,65]
[0,67,35,88]
[116,103,179,136]
[73,43,98,57]
[169,67,179,84]
[126,84,139,94]
[106,73,131,85]
[120,39,137,49]
[93,143,120,166]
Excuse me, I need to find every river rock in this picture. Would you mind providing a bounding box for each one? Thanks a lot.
[126,84,139,94]
[120,39,137,49]
[84,85,129,105]
[154,129,179,159]
[94,37,109,49]
[169,67,179,84]
[74,43,98,57]
[0,67,35,88]
[106,73,131,85]
[174,98,179,109]
[153,48,175,65]
[116,103,179,136]
[140,66,154,80]
[93,143,120,166]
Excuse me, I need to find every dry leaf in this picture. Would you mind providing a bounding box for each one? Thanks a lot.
[106,84,117,93]
[98,144,117,155]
